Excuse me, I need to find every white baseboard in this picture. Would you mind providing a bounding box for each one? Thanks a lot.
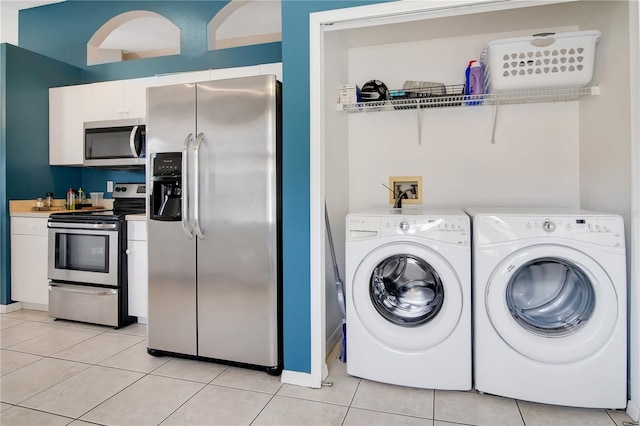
[136,317,148,324]
[280,370,322,388]
[21,302,47,312]
[0,302,23,314]
[627,399,640,421]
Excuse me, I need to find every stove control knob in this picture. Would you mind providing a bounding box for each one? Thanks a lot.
[121,187,127,192]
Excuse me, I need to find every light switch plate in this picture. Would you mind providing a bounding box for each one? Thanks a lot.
[107,181,114,193]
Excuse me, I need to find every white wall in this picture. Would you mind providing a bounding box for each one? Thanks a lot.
[0,1,63,45]
[346,29,581,212]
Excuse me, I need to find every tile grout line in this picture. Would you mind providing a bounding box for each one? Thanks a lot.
[515,399,527,426]
[340,377,362,426]
[133,356,240,425]
[154,381,208,426]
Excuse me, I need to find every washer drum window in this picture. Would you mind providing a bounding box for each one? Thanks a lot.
[370,254,445,327]
[506,257,595,337]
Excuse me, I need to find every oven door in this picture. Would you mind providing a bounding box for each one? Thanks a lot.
[48,223,119,286]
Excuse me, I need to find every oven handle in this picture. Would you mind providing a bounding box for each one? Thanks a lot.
[48,222,118,230]
[49,283,117,296]
[182,133,194,240]
[193,132,205,240]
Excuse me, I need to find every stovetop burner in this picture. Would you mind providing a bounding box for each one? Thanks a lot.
[49,183,146,223]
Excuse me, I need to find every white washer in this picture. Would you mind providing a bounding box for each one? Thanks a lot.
[468,208,627,408]
[345,208,471,389]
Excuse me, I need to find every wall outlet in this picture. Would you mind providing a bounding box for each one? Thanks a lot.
[106,181,114,193]
[389,176,422,205]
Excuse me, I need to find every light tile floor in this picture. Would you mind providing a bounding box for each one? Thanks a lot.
[0,309,635,426]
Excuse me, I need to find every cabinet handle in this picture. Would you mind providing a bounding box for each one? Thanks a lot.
[126,249,132,255]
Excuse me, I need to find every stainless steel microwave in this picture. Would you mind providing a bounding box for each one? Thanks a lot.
[84,118,146,168]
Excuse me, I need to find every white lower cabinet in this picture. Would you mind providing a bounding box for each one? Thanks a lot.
[10,217,49,306]
[126,220,148,319]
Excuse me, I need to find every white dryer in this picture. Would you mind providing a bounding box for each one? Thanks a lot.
[345,208,471,390]
[468,208,627,408]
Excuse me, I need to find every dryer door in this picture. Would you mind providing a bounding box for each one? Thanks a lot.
[352,241,464,353]
[486,243,619,364]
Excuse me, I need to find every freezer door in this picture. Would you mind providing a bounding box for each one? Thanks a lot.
[195,75,280,367]
[146,83,197,356]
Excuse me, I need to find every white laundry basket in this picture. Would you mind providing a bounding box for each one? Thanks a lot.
[481,30,601,92]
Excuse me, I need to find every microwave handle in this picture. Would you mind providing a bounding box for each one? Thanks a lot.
[129,125,139,158]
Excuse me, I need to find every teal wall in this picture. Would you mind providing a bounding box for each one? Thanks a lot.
[18,1,281,83]
[0,44,84,304]
[280,0,390,373]
[3,1,280,306]
[6,0,391,374]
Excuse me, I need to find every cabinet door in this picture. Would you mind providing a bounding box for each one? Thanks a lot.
[157,70,210,86]
[49,85,89,166]
[259,62,283,81]
[123,77,157,119]
[210,65,260,81]
[89,77,156,121]
[88,80,124,121]
[127,220,148,318]
[127,240,148,318]
[10,218,49,306]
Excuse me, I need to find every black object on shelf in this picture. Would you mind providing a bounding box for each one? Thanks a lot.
[390,84,466,109]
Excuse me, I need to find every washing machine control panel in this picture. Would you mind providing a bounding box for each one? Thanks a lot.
[382,216,469,245]
[347,214,470,245]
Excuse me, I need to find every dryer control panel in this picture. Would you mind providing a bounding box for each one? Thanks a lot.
[475,214,625,248]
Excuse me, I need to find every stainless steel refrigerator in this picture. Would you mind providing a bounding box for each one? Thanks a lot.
[145,74,282,374]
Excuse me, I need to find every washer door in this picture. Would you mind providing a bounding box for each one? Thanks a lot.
[486,244,618,364]
[352,242,463,353]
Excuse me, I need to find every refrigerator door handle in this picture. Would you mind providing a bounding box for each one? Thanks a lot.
[193,132,205,240]
[182,133,195,240]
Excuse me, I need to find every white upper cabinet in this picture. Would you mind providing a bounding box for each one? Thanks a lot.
[259,62,283,81]
[88,77,156,121]
[210,65,261,81]
[49,84,90,166]
[49,66,281,166]
[156,70,211,86]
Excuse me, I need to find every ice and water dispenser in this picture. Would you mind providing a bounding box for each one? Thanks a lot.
[150,152,182,221]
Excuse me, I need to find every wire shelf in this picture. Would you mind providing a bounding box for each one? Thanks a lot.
[337,86,599,113]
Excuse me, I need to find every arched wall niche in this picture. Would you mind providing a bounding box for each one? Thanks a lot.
[208,0,281,50]
[87,11,180,65]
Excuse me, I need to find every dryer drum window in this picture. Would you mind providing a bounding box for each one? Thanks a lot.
[370,254,445,327]
[506,257,596,337]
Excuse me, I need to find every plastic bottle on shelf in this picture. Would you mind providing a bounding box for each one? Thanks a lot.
[465,60,484,105]
[66,188,75,210]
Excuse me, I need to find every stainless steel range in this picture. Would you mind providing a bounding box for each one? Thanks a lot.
[47,182,145,328]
